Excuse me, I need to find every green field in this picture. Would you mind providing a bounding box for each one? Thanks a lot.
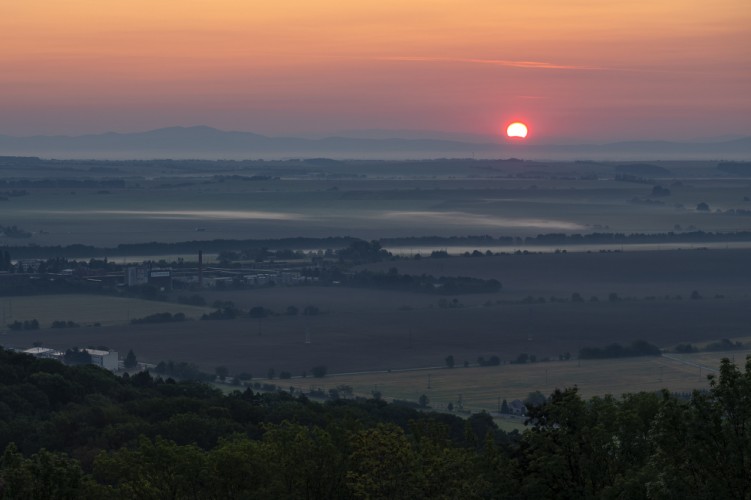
[301,350,748,415]
[0,294,212,330]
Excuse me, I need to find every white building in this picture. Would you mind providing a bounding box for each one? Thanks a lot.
[82,348,119,372]
[126,266,148,287]
[23,347,63,360]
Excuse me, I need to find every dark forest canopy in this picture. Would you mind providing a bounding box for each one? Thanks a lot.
[1,347,750,499]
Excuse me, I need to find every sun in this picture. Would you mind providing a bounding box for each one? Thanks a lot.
[506,122,528,139]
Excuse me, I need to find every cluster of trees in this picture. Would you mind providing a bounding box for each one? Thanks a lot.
[614,174,655,184]
[579,340,661,359]
[0,189,28,198]
[198,301,322,322]
[337,239,391,263]
[62,347,92,365]
[0,178,125,188]
[0,225,31,239]
[0,251,10,271]
[50,320,80,329]
[2,236,359,260]
[6,319,39,331]
[212,174,277,182]
[522,230,751,245]
[130,312,186,325]
[153,359,213,381]
[218,247,304,264]
[651,184,671,196]
[717,161,751,175]
[346,269,501,294]
[200,303,239,320]
[8,229,751,262]
[0,348,750,498]
[673,339,748,354]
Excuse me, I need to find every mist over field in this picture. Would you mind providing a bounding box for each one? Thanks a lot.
[4,154,751,380]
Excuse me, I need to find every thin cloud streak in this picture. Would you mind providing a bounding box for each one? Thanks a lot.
[377,55,605,71]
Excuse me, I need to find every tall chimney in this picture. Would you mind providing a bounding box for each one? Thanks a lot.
[198,250,203,288]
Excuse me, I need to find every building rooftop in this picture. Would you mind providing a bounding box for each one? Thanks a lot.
[83,348,112,357]
[24,347,54,355]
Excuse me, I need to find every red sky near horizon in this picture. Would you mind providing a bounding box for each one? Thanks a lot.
[1,1,749,142]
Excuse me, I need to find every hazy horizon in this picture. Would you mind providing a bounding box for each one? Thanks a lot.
[2,1,749,143]
[2,124,750,162]
[1,124,750,145]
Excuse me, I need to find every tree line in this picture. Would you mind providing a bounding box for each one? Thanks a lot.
[7,230,751,260]
[1,347,750,498]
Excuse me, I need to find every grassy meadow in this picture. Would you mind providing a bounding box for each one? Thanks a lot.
[0,294,211,330]
[299,349,748,415]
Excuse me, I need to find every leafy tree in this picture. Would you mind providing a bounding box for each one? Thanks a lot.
[123,350,137,370]
[204,437,267,498]
[261,422,345,498]
[215,366,229,381]
[649,357,751,499]
[346,424,420,498]
[0,443,106,499]
[337,239,391,263]
[63,348,92,366]
[303,305,320,316]
[445,354,455,368]
[500,399,510,414]
[525,390,547,408]
[311,365,327,378]
[515,353,529,364]
[93,436,207,499]
[0,250,11,271]
[248,306,268,318]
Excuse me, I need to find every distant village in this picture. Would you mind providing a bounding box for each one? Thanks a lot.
[1,248,319,296]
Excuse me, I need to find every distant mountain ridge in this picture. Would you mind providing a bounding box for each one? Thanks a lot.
[0,126,749,160]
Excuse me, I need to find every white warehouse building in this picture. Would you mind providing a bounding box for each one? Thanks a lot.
[82,349,119,372]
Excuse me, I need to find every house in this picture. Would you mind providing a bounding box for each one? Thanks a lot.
[508,399,527,416]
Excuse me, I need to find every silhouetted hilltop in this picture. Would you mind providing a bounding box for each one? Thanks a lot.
[1,126,750,160]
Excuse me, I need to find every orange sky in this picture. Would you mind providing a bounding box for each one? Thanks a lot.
[1,0,749,141]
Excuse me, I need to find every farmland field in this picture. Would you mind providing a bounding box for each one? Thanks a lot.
[3,157,751,407]
[296,349,749,415]
[0,294,211,330]
[3,277,749,378]
[3,159,751,248]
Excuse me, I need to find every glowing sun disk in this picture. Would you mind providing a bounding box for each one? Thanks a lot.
[506,122,528,138]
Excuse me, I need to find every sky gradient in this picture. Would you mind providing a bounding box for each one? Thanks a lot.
[2,1,749,142]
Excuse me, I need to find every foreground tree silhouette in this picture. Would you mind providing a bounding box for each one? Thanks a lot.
[649,357,751,499]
